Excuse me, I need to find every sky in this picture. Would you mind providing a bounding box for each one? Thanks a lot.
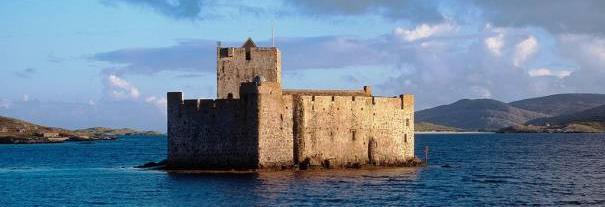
[1,0,605,131]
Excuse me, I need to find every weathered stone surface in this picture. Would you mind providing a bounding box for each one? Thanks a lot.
[217,40,281,99]
[167,38,415,170]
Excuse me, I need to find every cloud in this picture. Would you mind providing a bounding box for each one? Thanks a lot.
[14,68,36,78]
[556,34,605,91]
[484,33,504,56]
[278,36,392,70]
[377,23,576,109]
[90,21,605,110]
[102,0,605,36]
[102,0,205,19]
[287,0,445,23]
[105,74,140,99]
[291,0,605,36]
[100,0,457,27]
[93,39,217,75]
[0,75,170,131]
[288,0,605,35]
[513,36,538,67]
[145,96,168,111]
[528,68,572,79]
[102,0,269,20]
[92,37,393,74]
[473,0,605,34]
[393,22,457,42]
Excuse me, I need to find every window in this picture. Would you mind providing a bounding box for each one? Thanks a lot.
[406,118,410,126]
[219,48,230,57]
[246,50,251,60]
[404,134,408,143]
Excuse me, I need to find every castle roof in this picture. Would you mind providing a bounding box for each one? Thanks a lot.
[241,38,257,48]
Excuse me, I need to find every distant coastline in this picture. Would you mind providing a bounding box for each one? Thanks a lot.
[0,116,164,144]
[415,93,605,133]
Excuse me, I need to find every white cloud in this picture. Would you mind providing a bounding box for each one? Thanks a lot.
[378,24,577,109]
[106,74,140,99]
[485,33,504,56]
[559,34,605,66]
[513,35,538,67]
[145,96,168,111]
[555,34,605,91]
[91,25,604,111]
[528,68,572,78]
[22,94,29,102]
[394,22,457,42]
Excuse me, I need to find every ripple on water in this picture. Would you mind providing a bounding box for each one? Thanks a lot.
[1,134,605,206]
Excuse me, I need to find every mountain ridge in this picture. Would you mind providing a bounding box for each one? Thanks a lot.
[417,93,605,132]
[416,99,547,130]
[509,93,605,116]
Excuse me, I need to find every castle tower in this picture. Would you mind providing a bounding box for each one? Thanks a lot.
[216,38,282,99]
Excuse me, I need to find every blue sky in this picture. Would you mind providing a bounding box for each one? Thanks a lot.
[1,0,605,131]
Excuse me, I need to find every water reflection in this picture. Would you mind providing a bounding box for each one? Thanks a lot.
[3,134,605,206]
[163,168,420,206]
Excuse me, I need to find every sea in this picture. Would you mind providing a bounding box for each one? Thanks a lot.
[1,133,604,206]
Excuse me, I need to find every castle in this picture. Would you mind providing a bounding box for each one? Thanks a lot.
[167,38,415,170]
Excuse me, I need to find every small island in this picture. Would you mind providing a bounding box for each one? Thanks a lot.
[0,116,163,144]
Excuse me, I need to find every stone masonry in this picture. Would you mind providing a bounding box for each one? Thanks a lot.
[167,38,415,170]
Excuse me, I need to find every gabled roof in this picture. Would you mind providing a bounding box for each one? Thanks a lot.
[241,38,257,48]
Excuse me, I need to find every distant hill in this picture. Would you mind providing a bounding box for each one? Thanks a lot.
[415,122,460,132]
[499,104,605,133]
[416,99,547,131]
[74,127,163,137]
[0,115,163,144]
[509,93,605,116]
[527,104,605,126]
[0,115,70,136]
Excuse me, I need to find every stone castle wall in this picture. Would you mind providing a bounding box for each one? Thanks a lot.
[167,92,260,169]
[167,82,297,169]
[253,82,295,168]
[291,94,414,168]
[167,39,415,170]
[217,47,281,99]
[283,86,372,97]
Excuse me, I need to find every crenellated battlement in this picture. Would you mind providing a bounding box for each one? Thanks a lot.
[283,86,372,97]
[284,94,413,112]
[167,38,415,170]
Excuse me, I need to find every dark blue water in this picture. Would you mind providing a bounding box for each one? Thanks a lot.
[1,133,605,206]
